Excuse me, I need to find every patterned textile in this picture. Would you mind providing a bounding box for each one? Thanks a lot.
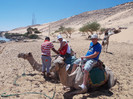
[89,67,107,87]
[41,41,54,56]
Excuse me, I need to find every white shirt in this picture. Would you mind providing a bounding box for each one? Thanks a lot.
[62,39,71,54]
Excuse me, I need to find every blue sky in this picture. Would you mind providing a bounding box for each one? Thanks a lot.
[0,0,132,31]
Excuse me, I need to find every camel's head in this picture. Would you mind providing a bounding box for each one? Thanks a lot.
[18,52,33,59]
[50,56,65,72]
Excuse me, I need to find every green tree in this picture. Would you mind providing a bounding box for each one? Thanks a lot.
[65,27,74,38]
[79,22,101,36]
[54,26,74,38]
[58,26,66,33]
[54,26,67,37]
[87,22,100,33]
[79,24,91,35]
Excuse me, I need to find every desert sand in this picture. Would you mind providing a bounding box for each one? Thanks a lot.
[0,30,133,99]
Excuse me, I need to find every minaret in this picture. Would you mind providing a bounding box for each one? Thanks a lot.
[32,13,36,25]
[48,24,50,36]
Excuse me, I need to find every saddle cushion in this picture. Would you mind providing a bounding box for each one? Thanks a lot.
[89,67,107,87]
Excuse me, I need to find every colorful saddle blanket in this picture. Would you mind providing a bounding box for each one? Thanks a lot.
[89,67,107,87]
[82,60,107,87]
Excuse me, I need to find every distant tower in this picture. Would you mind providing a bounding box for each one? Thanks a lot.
[48,24,50,36]
[32,13,36,25]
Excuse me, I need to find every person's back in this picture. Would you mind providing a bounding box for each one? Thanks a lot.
[41,36,58,80]
[41,41,53,56]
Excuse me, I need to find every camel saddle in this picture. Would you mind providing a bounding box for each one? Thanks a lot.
[82,60,107,87]
[93,60,105,70]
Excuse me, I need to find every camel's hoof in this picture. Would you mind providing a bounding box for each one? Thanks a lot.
[63,86,70,91]
[80,89,87,94]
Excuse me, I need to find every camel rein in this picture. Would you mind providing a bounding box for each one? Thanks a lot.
[1,60,56,99]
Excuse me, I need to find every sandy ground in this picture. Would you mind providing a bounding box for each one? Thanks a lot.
[0,32,133,99]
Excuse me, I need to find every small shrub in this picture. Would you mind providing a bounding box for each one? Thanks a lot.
[33,28,41,34]
[34,30,41,34]
[4,33,10,38]
[4,33,23,38]
[28,34,38,39]
[23,32,29,37]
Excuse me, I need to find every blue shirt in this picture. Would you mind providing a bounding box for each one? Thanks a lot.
[85,42,102,61]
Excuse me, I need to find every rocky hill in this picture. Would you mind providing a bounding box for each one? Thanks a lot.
[8,2,133,34]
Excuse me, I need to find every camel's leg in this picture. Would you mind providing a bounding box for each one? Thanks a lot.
[65,33,68,38]
[103,45,105,52]
[108,72,117,88]
[69,89,87,95]
[105,46,107,52]
[103,45,106,52]
[63,89,87,98]
[106,42,109,52]
[63,86,70,90]
[102,41,105,52]
[69,34,71,38]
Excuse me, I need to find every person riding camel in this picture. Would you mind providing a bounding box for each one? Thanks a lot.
[57,35,72,69]
[71,34,102,91]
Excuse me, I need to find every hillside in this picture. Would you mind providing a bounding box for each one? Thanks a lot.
[8,2,133,39]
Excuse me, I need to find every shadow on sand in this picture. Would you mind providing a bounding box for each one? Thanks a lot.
[105,51,113,55]
[63,87,113,99]
[19,73,114,99]
[21,73,60,84]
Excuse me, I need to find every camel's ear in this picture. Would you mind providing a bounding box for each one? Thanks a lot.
[28,52,32,56]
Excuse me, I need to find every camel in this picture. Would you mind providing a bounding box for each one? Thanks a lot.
[50,56,116,94]
[102,28,121,52]
[18,52,42,72]
[17,52,68,80]
[17,50,76,72]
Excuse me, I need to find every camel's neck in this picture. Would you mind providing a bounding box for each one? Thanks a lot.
[58,66,74,86]
[58,66,75,87]
[27,57,42,72]
[58,66,68,86]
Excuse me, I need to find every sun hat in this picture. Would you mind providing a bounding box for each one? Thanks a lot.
[57,34,63,39]
[91,34,98,39]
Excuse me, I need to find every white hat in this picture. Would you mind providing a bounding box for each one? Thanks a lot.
[57,35,62,39]
[91,34,98,39]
